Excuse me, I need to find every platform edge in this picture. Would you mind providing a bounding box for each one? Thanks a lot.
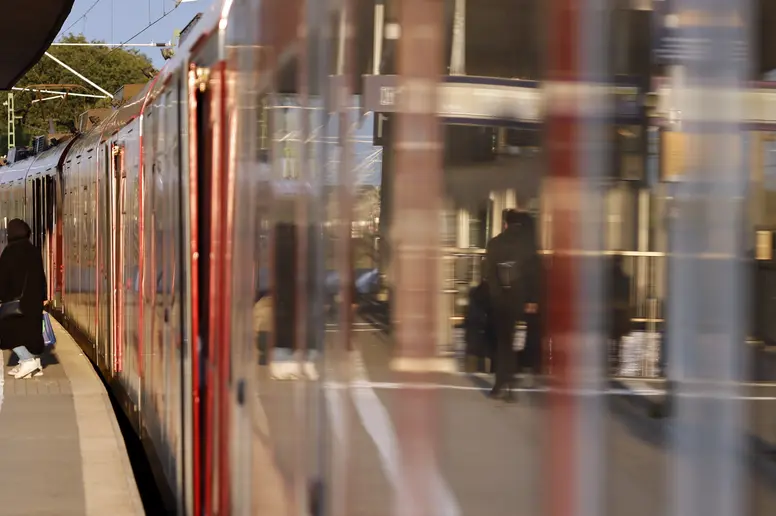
[50,318,145,516]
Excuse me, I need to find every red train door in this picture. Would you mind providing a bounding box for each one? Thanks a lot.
[187,55,230,516]
[186,60,218,516]
[111,144,126,373]
[187,64,205,516]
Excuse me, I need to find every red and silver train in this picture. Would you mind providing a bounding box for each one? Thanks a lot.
[0,1,289,514]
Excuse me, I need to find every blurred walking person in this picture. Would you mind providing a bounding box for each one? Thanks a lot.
[0,219,47,379]
[463,276,495,373]
[484,209,540,401]
[515,213,543,387]
[608,254,632,374]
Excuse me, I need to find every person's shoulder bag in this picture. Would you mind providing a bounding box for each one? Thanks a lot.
[495,240,524,291]
[0,273,27,320]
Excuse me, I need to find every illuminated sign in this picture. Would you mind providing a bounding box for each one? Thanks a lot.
[362,75,643,125]
[655,83,776,128]
[653,0,747,64]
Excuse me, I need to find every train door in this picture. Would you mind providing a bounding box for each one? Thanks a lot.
[28,174,57,302]
[29,176,42,260]
[45,176,55,301]
[28,176,42,292]
[95,148,105,366]
[187,48,230,514]
[110,143,126,374]
[99,144,111,369]
[54,168,64,307]
[38,178,45,253]
[31,177,39,249]
[187,62,211,516]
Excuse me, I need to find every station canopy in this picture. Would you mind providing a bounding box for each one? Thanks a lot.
[0,0,75,90]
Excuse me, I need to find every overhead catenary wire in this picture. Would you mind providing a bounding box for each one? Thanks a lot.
[50,0,185,86]
[103,2,182,59]
[59,0,106,37]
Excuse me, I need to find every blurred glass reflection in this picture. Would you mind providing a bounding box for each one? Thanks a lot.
[231,0,776,515]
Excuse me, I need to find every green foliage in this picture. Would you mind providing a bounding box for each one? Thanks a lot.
[0,34,156,155]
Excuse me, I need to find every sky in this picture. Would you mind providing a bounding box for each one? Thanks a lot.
[56,0,214,67]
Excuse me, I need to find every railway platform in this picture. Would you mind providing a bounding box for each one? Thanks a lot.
[616,370,776,471]
[258,327,776,515]
[0,316,143,516]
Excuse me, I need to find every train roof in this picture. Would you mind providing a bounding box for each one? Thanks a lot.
[25,139,74,180]
[64,79,154,158]
[0,137,75,186]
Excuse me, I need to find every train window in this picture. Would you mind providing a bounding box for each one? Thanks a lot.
[34,179,38,248]
[36,178,43,249]
[31,179,36,248]
[444,124,497,165]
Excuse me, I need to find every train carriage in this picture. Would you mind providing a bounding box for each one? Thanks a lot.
[0,2,239,513]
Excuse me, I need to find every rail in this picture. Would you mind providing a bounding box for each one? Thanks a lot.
[441,248,668,377]
[442,247,666,321]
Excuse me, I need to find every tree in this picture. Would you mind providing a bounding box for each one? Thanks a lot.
[0,34,156,155]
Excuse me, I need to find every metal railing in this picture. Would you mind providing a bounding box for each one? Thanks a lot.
[440,247,486,357]
[442,247,667,376]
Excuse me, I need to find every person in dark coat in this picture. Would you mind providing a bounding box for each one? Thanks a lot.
[463,278,495,372]
[484,209,540,401]
[608,254,632,374]
[514,213,542,384]
[0,219,47,379]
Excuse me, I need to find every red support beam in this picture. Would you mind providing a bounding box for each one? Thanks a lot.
[545,1,581,515]
[392,1,445,515]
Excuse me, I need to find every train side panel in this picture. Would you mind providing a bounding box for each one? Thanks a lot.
[141,93,159,451]
[161,75,186,507]
[141,73,187,499]
[63,135,97,341]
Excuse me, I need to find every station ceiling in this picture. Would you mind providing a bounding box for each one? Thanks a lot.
[0,0,75,90]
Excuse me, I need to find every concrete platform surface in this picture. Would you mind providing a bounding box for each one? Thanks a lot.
[0,316,143,516]
[258,329,776,515]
